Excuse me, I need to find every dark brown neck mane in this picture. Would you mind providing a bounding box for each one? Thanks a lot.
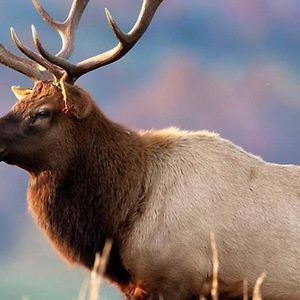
[27,109,150,286]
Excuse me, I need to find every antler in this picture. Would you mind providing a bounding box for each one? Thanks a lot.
[0,43,49,80]
[32,0,89,59]
[28,0,164,83]
[0,0,89,81]
[0,0,163,83]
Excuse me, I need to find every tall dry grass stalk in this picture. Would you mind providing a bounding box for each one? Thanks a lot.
[78,239,113,300]
[252,272,267,300]
[243,280,249,300]
[210,232,219,300]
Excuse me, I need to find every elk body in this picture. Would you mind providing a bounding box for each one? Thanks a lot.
[0,1,299,300]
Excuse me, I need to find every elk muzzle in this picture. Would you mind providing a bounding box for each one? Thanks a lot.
[0,146,7,161]
[0,112,23,164]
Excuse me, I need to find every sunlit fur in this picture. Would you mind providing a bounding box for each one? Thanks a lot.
[1,81,300,300]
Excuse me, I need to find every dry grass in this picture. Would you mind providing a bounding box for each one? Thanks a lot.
[78,239,112,300]
[199,233,266,300]
[78,235,266,300]
[252,273,267,300]
[243,280,249,300]
[210,233,219,300]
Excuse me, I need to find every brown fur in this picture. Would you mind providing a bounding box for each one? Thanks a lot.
[1,81,153,290]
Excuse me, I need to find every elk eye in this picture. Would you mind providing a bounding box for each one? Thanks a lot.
[36,110,50,119]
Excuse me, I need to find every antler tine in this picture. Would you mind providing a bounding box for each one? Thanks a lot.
[0,43,49,81]
[0,0,89,82]
[73,0,164,79]
[10,27,63,80]
[32,0,89,59]
[33,0,164,83]
[31,25,72,75]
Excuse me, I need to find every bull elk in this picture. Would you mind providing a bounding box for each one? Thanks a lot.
[0,1,299,299]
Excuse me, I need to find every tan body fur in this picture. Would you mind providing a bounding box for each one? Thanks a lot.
[122,128,300,299]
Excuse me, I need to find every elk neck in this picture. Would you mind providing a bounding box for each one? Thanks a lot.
[27,107,151,274]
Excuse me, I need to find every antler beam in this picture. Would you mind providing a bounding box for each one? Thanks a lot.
[0,43,49,80]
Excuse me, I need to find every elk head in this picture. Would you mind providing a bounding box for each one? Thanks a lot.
[0,0,164,173]
[0,81,95,172]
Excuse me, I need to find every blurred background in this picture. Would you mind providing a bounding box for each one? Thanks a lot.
[1,0,300,299]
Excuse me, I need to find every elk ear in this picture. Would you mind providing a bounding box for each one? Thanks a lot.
[11,86,32,100]
[64,84,93,119]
